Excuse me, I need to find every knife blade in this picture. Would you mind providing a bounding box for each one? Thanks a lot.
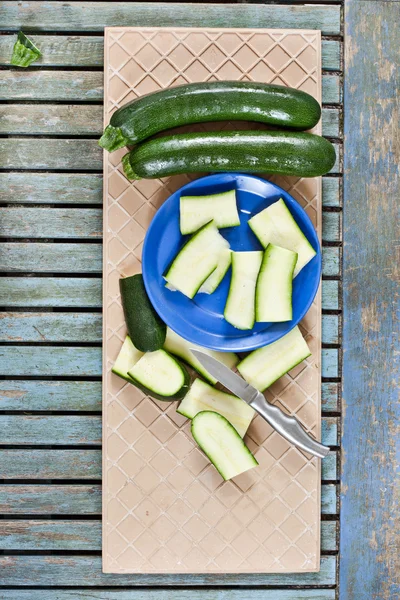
[191,349,330,459]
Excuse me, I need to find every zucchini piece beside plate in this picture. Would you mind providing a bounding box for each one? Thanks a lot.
[180,190,239,235]
[237,326,311,392]
[249,198,316,277]
[164,327,238,385]
[256,244,298,323]
[178,379,255,437]
[111,335,144,383]
[128,349,190,401]
[164,221,230,299]
[224,251,263,330]
[191,411,258,481]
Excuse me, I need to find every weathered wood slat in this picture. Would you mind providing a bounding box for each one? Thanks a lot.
[0,173,103,205]
[0,590,337,600]
[0,312,338,344]
[0,346,339,378]
[0,208,103,239]
[0,35,342,71]
[0,244,340,275]
[0,277,340,311]
[0,173,342,206]
[0,554,336,585]
[341,2,399,598]
[322,212,341,243]
[0,70,340,104]
[0,3,341,34]
[0,138,341,172]
[0,519,338,551]
[0,104,342,138]
[0,483,337,515]
[0,380,339,413]
[0,415,337,446]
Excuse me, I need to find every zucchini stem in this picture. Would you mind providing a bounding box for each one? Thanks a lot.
[99,125,130,152]
[122,152,140,180]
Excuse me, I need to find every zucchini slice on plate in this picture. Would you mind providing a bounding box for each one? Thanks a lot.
[112,335,144,383]
[249,198,316,277]
[120,274,166,352]
[163,327,238,385]
[198,248,232,295]
[180,190,239,235]
[178,379,255,437]
[127,350,190,402]
[164,221,230,299]
[237,326,311,392]
[224,251,263,330]
[256,244,298,323]
[192,411,258,481]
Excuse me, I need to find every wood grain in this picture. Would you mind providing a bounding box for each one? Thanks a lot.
[341,2,399,599]
[0,555,337,585]
[0,449,338,481]
[0,3,341,34]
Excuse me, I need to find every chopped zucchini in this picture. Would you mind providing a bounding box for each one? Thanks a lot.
[111,335,144,383]
[198,248,232,295]
[237,326,311,391]
[249,198,316,277]
[180,189,240,235]
[191,411,258,481]
[127,349,190,401]
[178,379,255,437]
[224,251,263,330]
[256,244,298,322]
[163,327,238,385]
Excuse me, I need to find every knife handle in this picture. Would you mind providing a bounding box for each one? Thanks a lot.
[252,393,330,459]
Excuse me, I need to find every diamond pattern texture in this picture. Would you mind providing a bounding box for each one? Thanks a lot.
[103,27,322,574]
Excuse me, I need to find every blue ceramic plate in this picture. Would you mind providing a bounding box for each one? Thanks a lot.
[142,173,321,352]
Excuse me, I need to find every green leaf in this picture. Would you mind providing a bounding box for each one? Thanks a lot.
[11,32,41,67]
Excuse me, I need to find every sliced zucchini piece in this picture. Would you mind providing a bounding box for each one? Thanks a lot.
[191,411,258,481]
[163,327,238,384]
[178,379,255,437]
[256,244,298,323]
[164,221,230,299]
[224,251,263,330]
[198,249,232,295]
[237,326,311,392]
[111,335,144,383]
[180,189,240,235]
[127,349,190,402]
[249,198,316,277]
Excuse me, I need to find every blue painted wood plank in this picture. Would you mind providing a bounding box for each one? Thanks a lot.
[0,591,337,600]
[341,2,399,599]
[0,3,341,35]
[0,347,339,378]
[0,449,338,481]
[0,555,337,585]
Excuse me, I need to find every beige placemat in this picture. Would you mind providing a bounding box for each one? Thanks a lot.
[103,27,322,574]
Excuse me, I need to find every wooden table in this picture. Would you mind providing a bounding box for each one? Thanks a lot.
[0,2,398,599]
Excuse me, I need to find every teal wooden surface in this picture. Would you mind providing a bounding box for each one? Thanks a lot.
[0,591,337,600]
[0,483,336,514]
[0,555,337,585]
[0,3,341,34]
[0,449,338,480]
[0,1,343,594]
[341,1,399,599]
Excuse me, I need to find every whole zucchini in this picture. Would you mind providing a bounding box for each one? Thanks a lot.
[122,131,336,180]
[99,81,321,152]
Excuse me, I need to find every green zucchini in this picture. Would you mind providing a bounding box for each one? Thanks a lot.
[127,350,190,401]
[163,327,238,384]
[198,248,232,295]
[191,411,258,481]
[224,251,263,330]
[237,326,311,392]
[99,81,321,152]
[180,189,239,235]
[178,379,255,437]
[255,244,298,323]
[122,131,336,181]
[11,32,41,67]
[164,221,230,299]
[249,198,317,276]
[120,274,166,352]
[112,335,144,383]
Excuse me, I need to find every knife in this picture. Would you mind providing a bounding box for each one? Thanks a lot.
[191,349,330,459]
